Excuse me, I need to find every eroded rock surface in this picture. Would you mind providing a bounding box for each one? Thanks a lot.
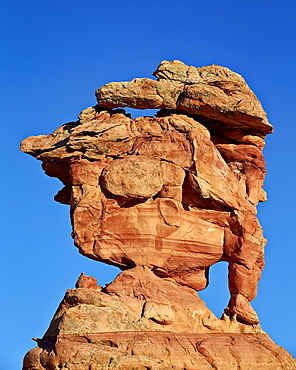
[21,111,265,324]
[96,60,273,135]
[24,270,295,369]
[21,61,296,369]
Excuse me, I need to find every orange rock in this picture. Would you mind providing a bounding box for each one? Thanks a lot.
[21,61,296,368]
[21,105,267,322]
[75,272,101,290]
[23,269,296,369]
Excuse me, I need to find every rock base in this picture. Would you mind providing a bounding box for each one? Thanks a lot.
[24,332,296,370]
[23,269,296,369]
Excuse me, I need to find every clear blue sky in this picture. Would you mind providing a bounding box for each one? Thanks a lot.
[1,1,296,368]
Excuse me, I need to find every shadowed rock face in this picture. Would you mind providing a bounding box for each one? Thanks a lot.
[21,61,296,369]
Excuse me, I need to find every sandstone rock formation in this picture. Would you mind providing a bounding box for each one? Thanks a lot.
[24,269,295,369]
[21,61,296,369]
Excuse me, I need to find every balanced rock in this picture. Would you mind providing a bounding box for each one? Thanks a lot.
[96,60,273,135]
[21,61,296,369]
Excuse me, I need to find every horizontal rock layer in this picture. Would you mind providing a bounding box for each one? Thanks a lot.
[95,60,273,136]
[24,332,296,370]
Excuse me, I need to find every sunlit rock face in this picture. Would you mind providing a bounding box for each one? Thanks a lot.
[22,61,296,369]
[23,269,296,370]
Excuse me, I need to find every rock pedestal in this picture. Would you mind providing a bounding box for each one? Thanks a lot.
[22,61,296,369]
[24,269,295,369]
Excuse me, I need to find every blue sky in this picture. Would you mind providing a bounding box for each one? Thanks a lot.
[1,0,296,368]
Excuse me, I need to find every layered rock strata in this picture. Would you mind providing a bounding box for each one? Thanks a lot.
[22,61,296,369]
[24,270,295,369]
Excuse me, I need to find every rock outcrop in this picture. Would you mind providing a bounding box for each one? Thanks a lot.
[24,269,295,369]
[21,61,296,369]
[96,60,272,136]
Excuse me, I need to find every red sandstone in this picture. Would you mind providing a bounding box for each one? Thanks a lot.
[21,61,296,369]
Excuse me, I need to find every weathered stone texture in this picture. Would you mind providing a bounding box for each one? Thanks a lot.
[96,60,273,135]
[21,61,296,369]
[21,109,266,324]
[23,270,295,369]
